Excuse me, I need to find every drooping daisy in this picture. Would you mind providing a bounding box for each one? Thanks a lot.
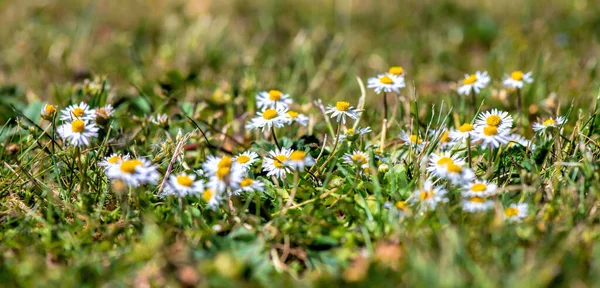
[457,71,491,96]
[41,104,57,120]
[106,158,160,187]
[507,133,531,148]
[95,104,114,124]
[444,163,475,185]
[286,150,315,170]
[262,148,293,179]
[284,110,309,126]
[409,179,448,212]
[234,177,265,195]
[532,116,566,134]
[324,101,360,124]
[233,151,260,170]
[503,71,533,89]
[60,102,96,121]
[473,125,510,149]
[461,180,498,197]
[462,197,494,213]
[342,150,369,168]
[431,129,455,149]
[246,107,288,131]
[449,123,476,141]
[57,119,99,147]
[99,153,130,170]
[162,172,204,198]
[367,74,405,94]
[339,126,372,141]
[475,109,514,130]
[504,203,528,222]
[399,132,425,148]
[426,152,465,178]
[150,114,168,127]
[201,187,222,210]
[256,90,293,110]
[387,66,405,80]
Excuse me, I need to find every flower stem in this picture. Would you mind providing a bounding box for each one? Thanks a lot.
[271,127,282,150]
[316,124,342,175]
[383,92,389,120]
[467,135,472,169]
[517,88,524,134]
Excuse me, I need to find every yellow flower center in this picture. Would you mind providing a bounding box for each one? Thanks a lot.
[236,155,251,164]
[486,115,502,126]
[471,183,487,192]
[71,119,85,133]
[176,175,194,187]
[274,155,288,168]
[290,151,306,161]
[379,75,394,85]
[458,123,474,132]
[447,163,462,173]
[463,74,477,85]
[262,109,278,120]
[440,131,450,142]
[395,201,407,210]
[470,197,486,203]
[388,66,404,75]
[483,125,498,136]
[346,128,355,135]
[352,154,367,163]
[436,157,453,165]
[203,189,213,201]
[419,190,433,200]
[287,111,299,119]
[504,207,519,217]
[216,167,230,180]
[45,105,56,114]
[511,71,524,81]
[120,159,143,174]
[218,156,232,169]
[96,108,108,118]
[268,90,282,101]
[335,101,350,111]
[72,107,85,117]
[240,178,253,187]
[108,155,121,164]
[409,135,421,144]
[543,119,556,127]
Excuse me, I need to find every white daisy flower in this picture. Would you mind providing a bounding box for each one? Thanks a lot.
[60,102,96,121]
[461,180,498,197]
[449,123,476,141]
[201,187,222,210]
[532,116,567,134]
[504,203,528,222]
[106,158,160,187]
[95,104,115,124]
[385,200,410,218]
[339,126,372,141]
[462,197,494,213]
[342,150,369,168]
[162,172,204,198]
[475,109,514,130]
[426,152,465,178]
[256,90,293,110]
[324,101,360,124]
[284,110,309,126]
[41,104,57,120]
[431,129,455,149]
[286,150,315,170]
[234,178,265,195]
[99,153,130,170]
[246,107,288,131]
[207,164,245,194]
[233,151,259,170]
[399,132,425,148]
[203,155,233,175]
[387,66,406,80]
[262,148,293,179]
[507,133,531,148]
[151,114,168,127]
[57,119,99,147]
[409,179,448,212]
[444,162,475,185]
[473,125,510,149]
[503,71,533,89]
[457,71,491,96]
[367,74,405,94]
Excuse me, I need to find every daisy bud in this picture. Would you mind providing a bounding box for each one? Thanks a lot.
[41,104,57,121]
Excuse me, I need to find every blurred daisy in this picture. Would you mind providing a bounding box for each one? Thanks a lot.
[202,187,221,209]
[400,132,425,148]
[507,134,531,148]
[57,119,99,146]
[233,151,259,170]
[503,71,533,89]
[246,107,288,131]
[462,197,494,213]
[60,102,96,121]
[106,158,160,187]
[473,125,510,149]
[449,123,476,141]
[504,203,528,222]
[262,148,293,179]
[203,155,233,175]
[207,164,245,194]
[256,90,292,110]
[532,116,566,134]
[325,101,360,124]
[409,179,448,212]
[284,110,309,126]
[367,74,405,94]
[387,66,405,79]
[150,114,168,127]
[457,71,490,96]
[445,163,475,185]
[234,178,265,194]
[343,150,369,168]
[384,200,410,218]
[99,153,130,170]
[162,172,204,198]
[433,129,455,149]
[41,104,57,120]
[461,180,498,197]
[475,109,513,130]
[95,104,114,124]
[339,126,372,141]
[427,152,465,178]
[286,150,315,170]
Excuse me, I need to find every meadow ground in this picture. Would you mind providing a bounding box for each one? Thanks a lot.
[1,0,600,287]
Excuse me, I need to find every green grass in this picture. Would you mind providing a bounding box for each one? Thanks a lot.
[2,0,600,287]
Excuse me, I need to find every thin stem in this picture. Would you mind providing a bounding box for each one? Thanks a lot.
[383,92,389,120]
[470,89,477,116]
[281,170,300,216]
[516,88,524,134]
[467,135,472,169]
[271,127,282,150]
[316,124,342,175]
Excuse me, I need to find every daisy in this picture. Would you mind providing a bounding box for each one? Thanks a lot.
[367,74,405,94]
[473,125,510,149]
[151,114,168,127]
[431,129,455,149]
[426,152,465,178]
[475,109,513,130]
[284,110,309,126]
[286,150,315,170]
[41,104,57,120]
[444,163,475,185]
[507,133,531,148]
[399,132,425,148]
[342,150,369,168]
[324,101,360,124]
[387,66,405,79]
[234,177,265,194]
[201,187,222,210]
[449,123,476,141]
[106,158,160,187]
[203,155,233,175]
[384,200,410,218]
[233,151,259,170]
[532,116,566,134]
[409,179,448,212]
[457,71,491,96]
[503,71,533,89]
[57,119,99,146]
[207,164,245,194]
[256,90,293,110]
[246,107,288,131]
[461,180,498,197]
[504,203,528,222]
[95,104,114,124]
[162,172,204,198]
[60,102,96,121]
[339,126,372,141]
[99,153,130,170]
[462,197,494,213]
[262,148,293,179]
